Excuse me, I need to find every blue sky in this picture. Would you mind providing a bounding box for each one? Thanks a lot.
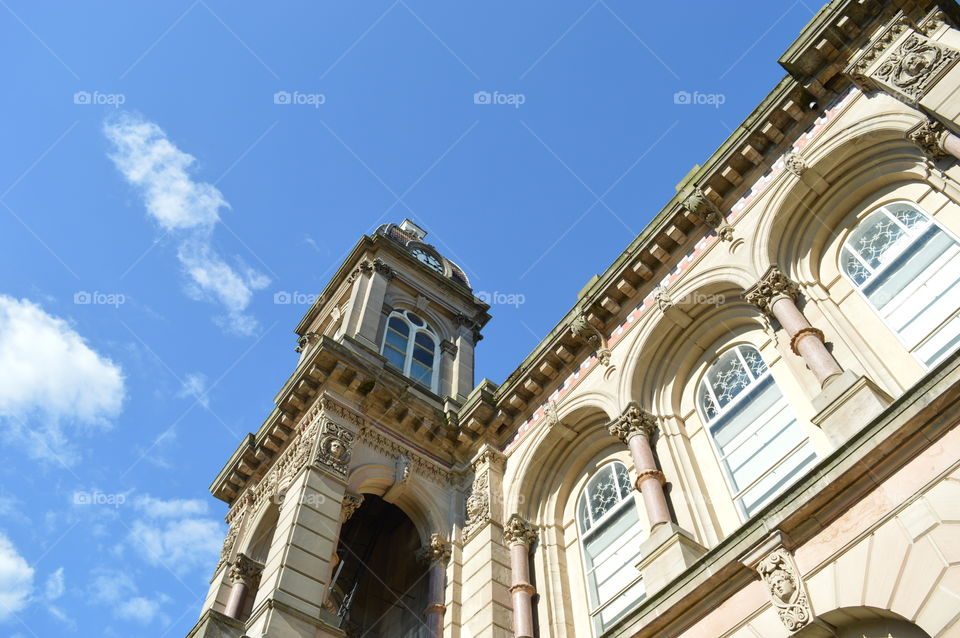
[0,1,817,635]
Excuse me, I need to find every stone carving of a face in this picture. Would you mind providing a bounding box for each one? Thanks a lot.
[768,569,796,603]
[327,438,345,459]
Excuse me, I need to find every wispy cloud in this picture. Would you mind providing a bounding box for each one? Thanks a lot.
[104,113,269,335]
[0,532,34,622]
[0,295,125,463]
[88,567,171,626]
[176,372,209,409]
[126,495,223,576]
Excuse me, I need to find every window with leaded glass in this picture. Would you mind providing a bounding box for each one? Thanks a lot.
[576,461,646,635]
[698,345,816,518]
[380,310,439,392]
[841,201,960,367]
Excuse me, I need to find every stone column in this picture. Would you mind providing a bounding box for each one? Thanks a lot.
[908,116,960,161]
[607,404,671,530]
[745,265,843,387]
[503,515,538,638]
[416,533,451,638]
[223,553,264,619]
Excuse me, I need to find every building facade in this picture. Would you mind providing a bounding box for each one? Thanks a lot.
[187,1,960,636]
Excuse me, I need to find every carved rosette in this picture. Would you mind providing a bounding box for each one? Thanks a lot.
[229,552,265,589]
[416,533,452,566]
[757,548,813,632]
[744,265,800,317]
[907,117,950,161]
[315,421,355,478]
[340,493,364,523]
[784,152,806,176]
[502,514,538,548]
[608,402,658,445]
[682,187,733,241]
[570,314,611,366]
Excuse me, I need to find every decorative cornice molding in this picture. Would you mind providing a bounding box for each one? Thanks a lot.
[608,402,658,445]
[744,265,800,317]
[502,514,538,548]
[356,424,454,486]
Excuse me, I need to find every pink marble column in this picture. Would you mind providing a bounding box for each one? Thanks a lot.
[745,265,843,387]
[416,533,451,638]
[608,404,671,530]
[503,515,538,638]
[908,117,960,162]
[223,553,264,620]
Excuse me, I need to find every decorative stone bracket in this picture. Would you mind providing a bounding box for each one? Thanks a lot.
[740,533,815,633]
[682,186,734,241]
[570,313,612,365]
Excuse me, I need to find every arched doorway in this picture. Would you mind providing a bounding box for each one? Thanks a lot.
[796,607,933,638]
[329,495,430,637]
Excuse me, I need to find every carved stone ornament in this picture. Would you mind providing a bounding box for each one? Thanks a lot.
[784,152,806,176]
[570,314,611,366]
[744,265,800,317]
[607,402,657,445]
[295,331,320,354]
[395,454,412,486]
[907,117,951,161]
[873,33,959,101]
[502,514,538,549]
[229,552,265,588]
[315,421,355,477]
[463,471,490,538]
[682,187,733,241]
[757,547,813,632]
[654,287,673,312]
[416,533,452,565]
[340,493,364,523]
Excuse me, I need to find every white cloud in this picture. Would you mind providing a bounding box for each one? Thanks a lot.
[0,533,34,622]
[126,495,223,576]
[0,296,124,462]
[176,372,209,409]
[44,568,64,600]
[104,113,269,336]
[89,567,170,626]
[115,595,171,625]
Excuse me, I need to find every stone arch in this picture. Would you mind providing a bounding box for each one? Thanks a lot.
[794,607,933,638]
[382,289,456,343]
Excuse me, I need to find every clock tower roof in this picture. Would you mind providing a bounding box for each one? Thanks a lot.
[374,219,471,289]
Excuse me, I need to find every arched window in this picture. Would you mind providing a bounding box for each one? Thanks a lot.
[381,310,439,392]
[697,344,816,518]
[841,201,960,367]
[576,461,646,634]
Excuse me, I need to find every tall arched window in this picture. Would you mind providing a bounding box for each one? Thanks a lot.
[381,310,439,392]
[841,201,960,367]
[576,461,646,635]
[698,344,816,518]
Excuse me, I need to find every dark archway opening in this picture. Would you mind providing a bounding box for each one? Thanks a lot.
[329,495,429,637]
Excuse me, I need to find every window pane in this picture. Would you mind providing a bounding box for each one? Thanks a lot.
[887,202,927,229]
[385,328,408,352]
[383,345,406,370]
[848,210,908,269]
[410,361,432,386]
[706,349,751,408]
[739,345,767,377]
[587,466,620,523]
[388,316,409,336]
[406,312,425,327]
[413,342,434,366]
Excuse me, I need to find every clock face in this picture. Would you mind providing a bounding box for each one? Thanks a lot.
[411,248,444,273]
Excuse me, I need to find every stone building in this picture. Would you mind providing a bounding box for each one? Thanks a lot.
[187,1,960,636]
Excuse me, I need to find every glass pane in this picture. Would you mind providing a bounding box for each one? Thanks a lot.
[578,493,592,533]
[406,312,425,327]
[383,345,406,370]
[739,345,767,377]
[587,466,621,523]
[843,248,871,286]
[848,210,908,269]
[887,202,927,229]
[706,349,751,408]
[388,316,409,336]
[413,344,434,366]
[385,328,408,352]
[614,463,631,496]
[410,361,432,386]
[698,384,719,421]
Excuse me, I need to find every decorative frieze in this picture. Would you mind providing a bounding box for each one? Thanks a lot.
[357,424,454,486]
[503,514,538,548]
[229,552,265,589]
[756,547,813,632]
[416,533,452,566]
[315,421,355,478]
[608,402,658,445]
[744,265,800,317]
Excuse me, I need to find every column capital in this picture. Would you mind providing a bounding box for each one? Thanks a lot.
[744,265,800,316]
[907,116,951,161]
[340,492,364,523]
[229,552,264,588]
[502,514,538,548]
[416,533,452,566]
[607,402,658,445]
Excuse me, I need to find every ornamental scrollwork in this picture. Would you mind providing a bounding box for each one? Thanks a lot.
[315,421,355,477]
[907,117,950,161]
[463,471,490,538]
[873,33,959,101]
[757,547,813,632]
[229,552,265,589]
[340,493,364,523]
[784,152,806,176]
[416,533,452,566]
[682,186,734,241]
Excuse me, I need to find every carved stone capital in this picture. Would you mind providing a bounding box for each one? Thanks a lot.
[608,402,658,445]
[502,514,538,548]
[229,552,264,588]
[756,547,814,632]
[907,117,951,161]
[570,314,611,366]
[340,493,364,523]
[372,257,396,279]
[744,265,800,317]
[440,340,458,357]
[416,533,452,566]
[315,421,355,478]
